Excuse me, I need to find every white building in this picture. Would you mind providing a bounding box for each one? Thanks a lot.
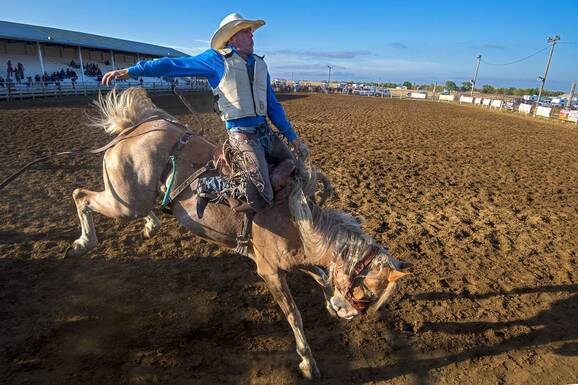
[0,20,208,100]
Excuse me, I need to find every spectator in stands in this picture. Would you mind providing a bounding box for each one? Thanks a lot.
[34,74,40,84]
[0,75,4,87]
[15,69,21,83]
[6,60,13,78]
[139,77,143,86]
[101,12,307,212]
[26,76,32,87]
[17,62,24,79]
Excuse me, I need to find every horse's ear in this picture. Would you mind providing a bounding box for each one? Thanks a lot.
[388,269,410,282]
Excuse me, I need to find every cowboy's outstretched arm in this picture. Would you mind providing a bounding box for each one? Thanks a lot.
[102,50,218,85]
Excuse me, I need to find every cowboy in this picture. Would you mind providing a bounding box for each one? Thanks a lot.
[101,13,308,212]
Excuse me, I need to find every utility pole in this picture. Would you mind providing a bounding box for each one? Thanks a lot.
[535,35,560,113]
[327,65,333,94]
[471,54,481,97]
[567,81,576,108]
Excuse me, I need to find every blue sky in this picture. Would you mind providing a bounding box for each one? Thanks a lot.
[3,0,578,89]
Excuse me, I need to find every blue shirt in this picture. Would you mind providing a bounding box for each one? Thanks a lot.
[127,47,298,142]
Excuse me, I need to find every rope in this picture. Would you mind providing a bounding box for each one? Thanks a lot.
[0,114,169,191]
[161,155,177,208]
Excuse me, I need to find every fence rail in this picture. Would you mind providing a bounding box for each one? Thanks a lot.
[0,81,210,101]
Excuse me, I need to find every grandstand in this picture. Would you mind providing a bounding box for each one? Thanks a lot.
[0,20,208,100]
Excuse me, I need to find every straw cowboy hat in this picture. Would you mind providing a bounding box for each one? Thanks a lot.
[210,13,265,50]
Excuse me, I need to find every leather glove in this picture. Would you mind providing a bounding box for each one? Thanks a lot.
[291,138,310,159]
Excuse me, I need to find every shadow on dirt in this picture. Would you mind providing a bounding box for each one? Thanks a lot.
[350,284,578,384]
[0,251,359,384]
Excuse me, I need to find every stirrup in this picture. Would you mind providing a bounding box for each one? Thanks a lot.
[234,212,254,256]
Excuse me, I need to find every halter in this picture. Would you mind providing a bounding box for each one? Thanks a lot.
[334,245,381,314]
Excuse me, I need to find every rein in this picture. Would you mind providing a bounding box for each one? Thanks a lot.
[0,114,173,191]
[1,90,205,193]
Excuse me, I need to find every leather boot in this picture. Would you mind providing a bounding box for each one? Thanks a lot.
[196,196,210,219]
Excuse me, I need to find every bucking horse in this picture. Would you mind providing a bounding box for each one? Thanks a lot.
[2,87,410,379]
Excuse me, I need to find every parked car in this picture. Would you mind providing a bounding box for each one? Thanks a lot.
[376,89,391,97]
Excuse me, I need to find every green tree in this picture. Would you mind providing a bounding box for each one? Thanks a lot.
[461,81,472,92]
[481,84,495,94]
[402,81,413,89]
[445,81,458,91]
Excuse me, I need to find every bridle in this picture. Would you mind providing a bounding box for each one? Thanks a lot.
[333,245,381,314]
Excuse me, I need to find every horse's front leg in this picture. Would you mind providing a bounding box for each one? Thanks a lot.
[259,271,321,379]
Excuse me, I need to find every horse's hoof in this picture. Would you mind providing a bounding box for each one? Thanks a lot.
[142,226,157,239]
[299,360,321,380]
[63,240,93,258]
[64,245,82,258]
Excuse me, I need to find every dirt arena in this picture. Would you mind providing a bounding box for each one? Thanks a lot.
[1,93,577,385]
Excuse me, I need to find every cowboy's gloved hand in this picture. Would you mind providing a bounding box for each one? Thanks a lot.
[291,138,309,159]
[101,69,130,86]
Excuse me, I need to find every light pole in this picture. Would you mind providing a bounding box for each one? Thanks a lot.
[327,65,333,94]
[535,35,560,113]
[471,55,481,97]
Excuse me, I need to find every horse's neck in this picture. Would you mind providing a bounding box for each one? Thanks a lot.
[299,204,352,271]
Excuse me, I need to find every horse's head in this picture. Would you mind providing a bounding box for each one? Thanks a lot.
[329,245,410,319]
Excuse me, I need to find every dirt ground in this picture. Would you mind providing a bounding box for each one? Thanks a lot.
[0,93,577,385]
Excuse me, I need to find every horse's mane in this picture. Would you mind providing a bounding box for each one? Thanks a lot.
[289,180,373,280]
[89,87,170,135]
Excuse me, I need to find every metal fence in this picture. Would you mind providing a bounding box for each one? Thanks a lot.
[0,80,210,101]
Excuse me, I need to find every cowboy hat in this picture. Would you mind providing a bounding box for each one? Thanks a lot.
[210,13,265,50]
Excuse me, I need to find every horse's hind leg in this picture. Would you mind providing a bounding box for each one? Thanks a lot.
[142,211,161,239]
[66,187,124,257]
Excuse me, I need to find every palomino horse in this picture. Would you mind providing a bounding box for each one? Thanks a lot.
[65,88,410,379]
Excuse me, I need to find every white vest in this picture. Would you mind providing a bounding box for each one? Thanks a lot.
[213,48,268,121]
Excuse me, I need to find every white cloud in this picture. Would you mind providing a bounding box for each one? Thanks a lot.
[265,51,441,80]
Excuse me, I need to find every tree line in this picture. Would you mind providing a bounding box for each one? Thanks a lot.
[375,80,564,97]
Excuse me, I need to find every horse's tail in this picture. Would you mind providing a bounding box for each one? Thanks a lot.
[90,87,165,135]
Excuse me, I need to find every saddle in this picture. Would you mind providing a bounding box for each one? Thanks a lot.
[208,139,296,256]
[212,139,296,195]
[163,133,296,256]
